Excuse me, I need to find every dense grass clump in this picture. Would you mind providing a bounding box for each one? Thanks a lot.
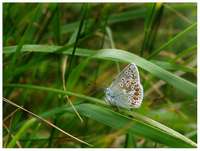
[3,3,197,148]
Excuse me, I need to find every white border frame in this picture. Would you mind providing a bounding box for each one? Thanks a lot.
[0,0,199,150]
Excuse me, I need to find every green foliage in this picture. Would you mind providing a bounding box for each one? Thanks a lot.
[3,3,197,148]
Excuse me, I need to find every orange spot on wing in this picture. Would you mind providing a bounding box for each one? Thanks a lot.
[134,92,139,96]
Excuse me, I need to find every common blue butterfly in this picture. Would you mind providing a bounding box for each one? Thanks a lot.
[105,63,143,109]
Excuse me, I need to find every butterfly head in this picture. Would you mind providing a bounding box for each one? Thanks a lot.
[104,88,115,105]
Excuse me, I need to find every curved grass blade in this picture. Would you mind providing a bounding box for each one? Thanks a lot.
[94,49,197,98]
[4,84,197,147]
[3,45,197,98]
[4,83,104,106]
[3,97,92,147]
[123,110,197,147]
[7,118,36,148]
[71,103,197,148]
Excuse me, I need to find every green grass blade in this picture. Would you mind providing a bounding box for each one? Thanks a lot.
[3,97,92,147]
[60,8,146,35]
[141,3,156,56]
[141,3,164,56]
[94,49,197,98]
[24,123,41,147]
[148,22,197,59]
[7,118,36,148]
[9,5,41,79]
[4,83,196,147]
[124,110,197,148]
[108,8,146,24]
[4,83,105,105]
[65,4,88,86]
[52,4,61,44]
[171,45,197,63]
[124,133,136,148]
[72,103,197,148]
[151,60,196,73]
[3,45,197,98]
[34,4,57,43]
[67,57,91,91]
[146,3,164,53]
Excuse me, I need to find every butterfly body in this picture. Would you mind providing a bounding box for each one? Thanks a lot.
[105,63,143,109]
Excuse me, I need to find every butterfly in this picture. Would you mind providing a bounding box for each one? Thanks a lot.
[105,63,143,109]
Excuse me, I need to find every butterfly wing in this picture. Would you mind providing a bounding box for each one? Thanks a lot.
[107,63,143,108]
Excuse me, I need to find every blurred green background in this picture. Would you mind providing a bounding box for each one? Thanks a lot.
[3,3,197,148]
